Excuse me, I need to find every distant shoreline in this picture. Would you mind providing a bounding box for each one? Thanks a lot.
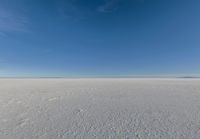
[0,76,199,79]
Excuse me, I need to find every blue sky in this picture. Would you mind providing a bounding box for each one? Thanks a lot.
[0,0,200,77]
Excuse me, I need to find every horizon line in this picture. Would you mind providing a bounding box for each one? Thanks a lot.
[0,75,200,79]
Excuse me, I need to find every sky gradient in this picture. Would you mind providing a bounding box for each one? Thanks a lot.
[0,0,200,77]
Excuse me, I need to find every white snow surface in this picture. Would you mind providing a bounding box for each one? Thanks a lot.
[0,78,200,139]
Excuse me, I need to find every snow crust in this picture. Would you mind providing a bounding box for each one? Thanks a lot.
[0,78,200,139]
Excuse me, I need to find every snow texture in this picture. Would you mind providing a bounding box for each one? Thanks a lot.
[0,78,200,139]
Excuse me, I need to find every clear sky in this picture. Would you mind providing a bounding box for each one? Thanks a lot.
[0,0,200,77]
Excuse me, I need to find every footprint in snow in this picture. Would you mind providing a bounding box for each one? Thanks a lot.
[73,108,84,115]
[48,97,59,102]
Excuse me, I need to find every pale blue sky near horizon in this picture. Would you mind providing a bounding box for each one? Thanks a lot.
[0,0,200,77]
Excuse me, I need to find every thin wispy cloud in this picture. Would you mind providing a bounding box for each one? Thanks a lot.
[97,0,145,13]
[0,70,4,75]
[0,58,5,61]
[0,31,7,37]
[56,0,120,21]
[56,0,89,21]
[43,48,54,54]
[0,7,28,33]
[97,0,120,13]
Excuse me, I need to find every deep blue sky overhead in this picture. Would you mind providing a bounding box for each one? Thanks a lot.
[0,0,200,77]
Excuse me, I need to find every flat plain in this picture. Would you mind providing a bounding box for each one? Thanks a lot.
[0,78,200,139]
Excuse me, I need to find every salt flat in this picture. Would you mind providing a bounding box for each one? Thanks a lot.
[0,78,200,139]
